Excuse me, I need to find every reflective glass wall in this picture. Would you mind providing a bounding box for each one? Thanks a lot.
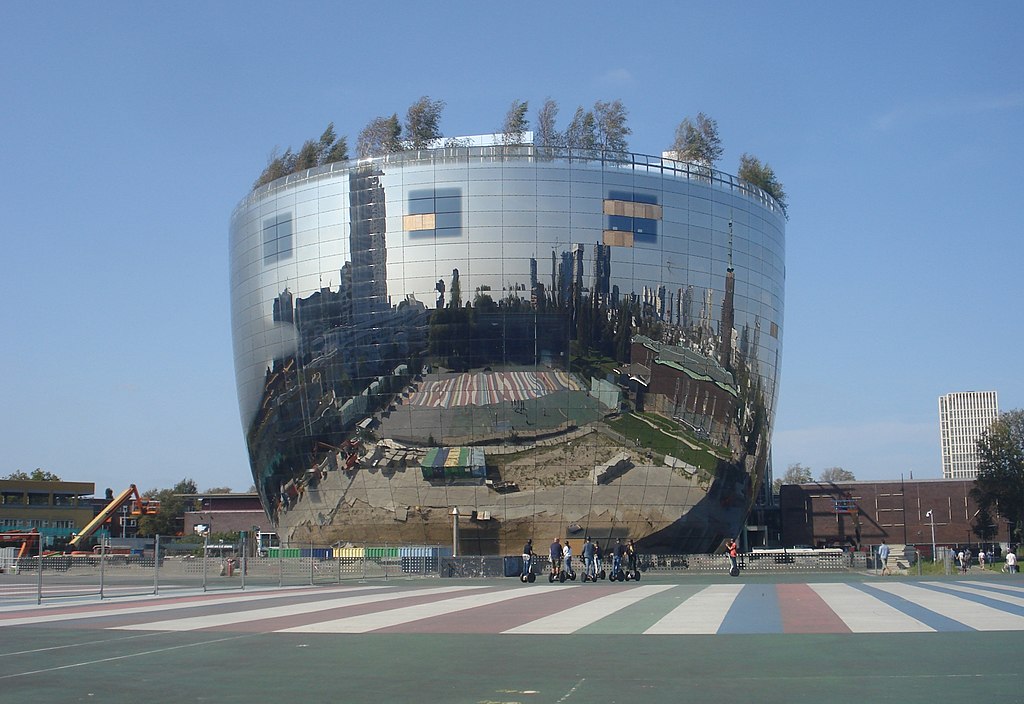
[230,146,785,554]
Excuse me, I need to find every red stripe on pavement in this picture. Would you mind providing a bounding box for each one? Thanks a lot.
[375,583,598,634]
[777,583,850,634]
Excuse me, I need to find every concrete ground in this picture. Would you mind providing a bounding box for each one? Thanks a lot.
[1,572,1021,703]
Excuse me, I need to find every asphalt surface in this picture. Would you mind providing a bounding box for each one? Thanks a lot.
[1,572,1021,703]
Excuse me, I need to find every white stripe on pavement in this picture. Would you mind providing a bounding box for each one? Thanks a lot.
[644,584,743,634]
[504,585,675,634]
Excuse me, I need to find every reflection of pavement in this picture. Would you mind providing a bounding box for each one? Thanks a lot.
[405,370,584,407]
[380,375,602,444]
[4,578,1022,703]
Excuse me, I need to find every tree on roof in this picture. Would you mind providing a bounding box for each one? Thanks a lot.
[404,96,446,149]
[670,112,723,169]
[738,153,788,217]
[357,114,403,158]
[502,99,529,145]
[535,98,561,147]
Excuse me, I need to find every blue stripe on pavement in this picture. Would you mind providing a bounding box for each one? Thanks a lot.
[853,583,973,632]
[718,584,782,634]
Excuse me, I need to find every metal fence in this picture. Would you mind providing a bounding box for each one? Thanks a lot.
[0,543,857,605]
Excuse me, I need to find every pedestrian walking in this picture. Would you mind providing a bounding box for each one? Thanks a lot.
[878,540,890,576]
[1006,548,1018,574]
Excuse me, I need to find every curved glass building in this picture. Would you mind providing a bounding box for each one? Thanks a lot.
[229,141,785,554]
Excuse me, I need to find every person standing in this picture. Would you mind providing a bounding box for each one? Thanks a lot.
[978,549,987,570]
[877,540,890,576]
[563,540,574,576]
[593,540,603,577]
[726,537,739,573]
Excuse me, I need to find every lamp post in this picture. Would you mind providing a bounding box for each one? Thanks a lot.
[926,510,936,562]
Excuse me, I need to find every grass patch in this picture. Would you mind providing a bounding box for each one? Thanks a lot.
[608,413,718,473]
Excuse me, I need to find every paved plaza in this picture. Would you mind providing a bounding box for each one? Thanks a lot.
[1,574,1021,702]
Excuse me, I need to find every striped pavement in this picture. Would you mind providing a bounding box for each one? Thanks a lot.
[5,580,1024,636]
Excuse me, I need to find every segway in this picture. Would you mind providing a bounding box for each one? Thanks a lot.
[520,557,536,583]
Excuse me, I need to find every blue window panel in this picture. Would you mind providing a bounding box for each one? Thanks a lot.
[607,215,633,231]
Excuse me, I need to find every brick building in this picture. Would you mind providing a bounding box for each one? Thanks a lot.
[779,478,1011,555]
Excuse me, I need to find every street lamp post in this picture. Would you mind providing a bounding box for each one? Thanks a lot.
[926,510,936,562]
[450,507,460,557]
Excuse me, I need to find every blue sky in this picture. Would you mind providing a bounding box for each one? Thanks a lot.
[2,2,1021,493]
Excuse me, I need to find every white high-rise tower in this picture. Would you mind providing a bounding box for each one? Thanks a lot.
[939,391,1000,479]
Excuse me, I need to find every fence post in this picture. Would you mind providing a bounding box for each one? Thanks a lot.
[36,531,43,606]
[99,537,106,599]
[202,530,209,592]
[154,534,160,596]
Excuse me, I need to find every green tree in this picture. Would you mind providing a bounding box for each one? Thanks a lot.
[738,153,788,217]
[535,98,561,147]
[357,114,402,158]
[773,463,813,493]
[404,96,446,149]
[671,112,723,168]
[819,466,856,482]
[594,99,631,152]
[566,106,597,150]
[3,468,62,481]
[502,99,529,145]
[972,410,1024,541]
[136,478,198,537]
[294,139,320,171]
[253,146,295,189]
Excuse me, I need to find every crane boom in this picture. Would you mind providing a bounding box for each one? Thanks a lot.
[68,484,156,549]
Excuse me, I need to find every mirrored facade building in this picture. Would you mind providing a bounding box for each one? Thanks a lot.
[229,141,786,554]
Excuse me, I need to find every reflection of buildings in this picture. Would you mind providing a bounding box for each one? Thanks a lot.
[939,391,999,479]
[230,141,786,554]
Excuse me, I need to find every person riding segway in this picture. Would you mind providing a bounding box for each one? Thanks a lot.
[610,538,628,581]
[582,537,595,582]
[562,540,576,582]
[625,539,640,581]
[521,539,536,583]
[548,538,562,583]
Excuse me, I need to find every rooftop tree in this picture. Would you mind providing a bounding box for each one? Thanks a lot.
[535,98,561,147]
[565,105,597,150]
[501,99,529,145]
[738,153,788,217]
[404,96,446,149]
[594,99,631,152]
[671,112,723,168]
[357,114,402,158]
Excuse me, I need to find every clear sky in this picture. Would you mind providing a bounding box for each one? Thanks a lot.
[2,2,1021,494]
